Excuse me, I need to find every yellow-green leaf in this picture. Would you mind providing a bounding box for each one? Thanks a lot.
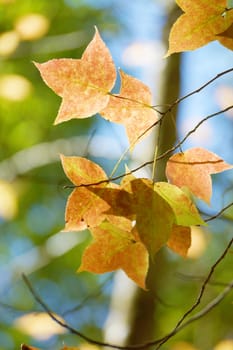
[61,155,107,186]
[129,179,175,256]
[154,182,205,226]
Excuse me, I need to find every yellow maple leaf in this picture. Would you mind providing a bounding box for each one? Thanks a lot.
[166,0,233,56]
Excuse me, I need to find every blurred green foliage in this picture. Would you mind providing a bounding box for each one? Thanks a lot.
[0,1,118,348]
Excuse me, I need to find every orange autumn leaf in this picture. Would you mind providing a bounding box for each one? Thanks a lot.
[100,70,158,148]
[92,176,201,257]
[64,186,110,231]
[97,175,173,254]
[166,147,233,204]
[217,21,233,39]
[79,220,149,289]
[217,22,233,50]
[60,155,107,186]
[65,183,135,231]
[166,0,233,56]
[89,186,135,220]
[61,155,109,230]
[61,155,133,230]
[167,225,191,257]
[34,28,116,124]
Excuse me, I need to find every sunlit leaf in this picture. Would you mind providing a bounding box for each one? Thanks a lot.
[167,225,191,257]
[166,0,233,56]
[64,186,110,231]
[61,155,107,186]
[34,28,116,124]
[79,220,149,289]
[100,70,158,148]
[61,155,110,230]
[153,182,205,226]
[217,22,233,50]
[166,147,233,203]
[89,186,135,221]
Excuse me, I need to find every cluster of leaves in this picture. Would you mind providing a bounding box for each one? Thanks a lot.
[34,0,233,292]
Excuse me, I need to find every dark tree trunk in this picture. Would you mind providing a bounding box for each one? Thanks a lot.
[104,3,182,346]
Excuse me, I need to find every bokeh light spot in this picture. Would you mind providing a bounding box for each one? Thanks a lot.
[15,13,50,41]
[0,31,20,56]
[0,74,32,101]
[0,180,17,220]
[14,312,65,340]
[187,226,208,259]
[214,339,233,350]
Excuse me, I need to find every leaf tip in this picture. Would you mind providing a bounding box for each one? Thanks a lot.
[53,116,60,126]
[59,153,66,163]
[93,25,99,34]
[32,60,42,71]
[92,25,102,43]
[77,264,85,273]
[163,50,171,58]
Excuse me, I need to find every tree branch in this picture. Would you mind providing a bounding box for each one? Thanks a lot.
[22,274,121,349]
[155,278,233,349]
[166,67,233,113]
[22,237,233,349]
[63,104,233,190]
[205,201,233,222]
[153,236,233,348]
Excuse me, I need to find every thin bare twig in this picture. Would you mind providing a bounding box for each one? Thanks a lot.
[63,104,233,190]
[176,272,231,287]
[153,236,233,348]
[164,67,233,113]
[205,201,233,222]
[22,273,233,349]
[135,67,233,141]
[62,275,112,317]
[155,278,233,349]
[22,235,233,350]
[22,274,120,349]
